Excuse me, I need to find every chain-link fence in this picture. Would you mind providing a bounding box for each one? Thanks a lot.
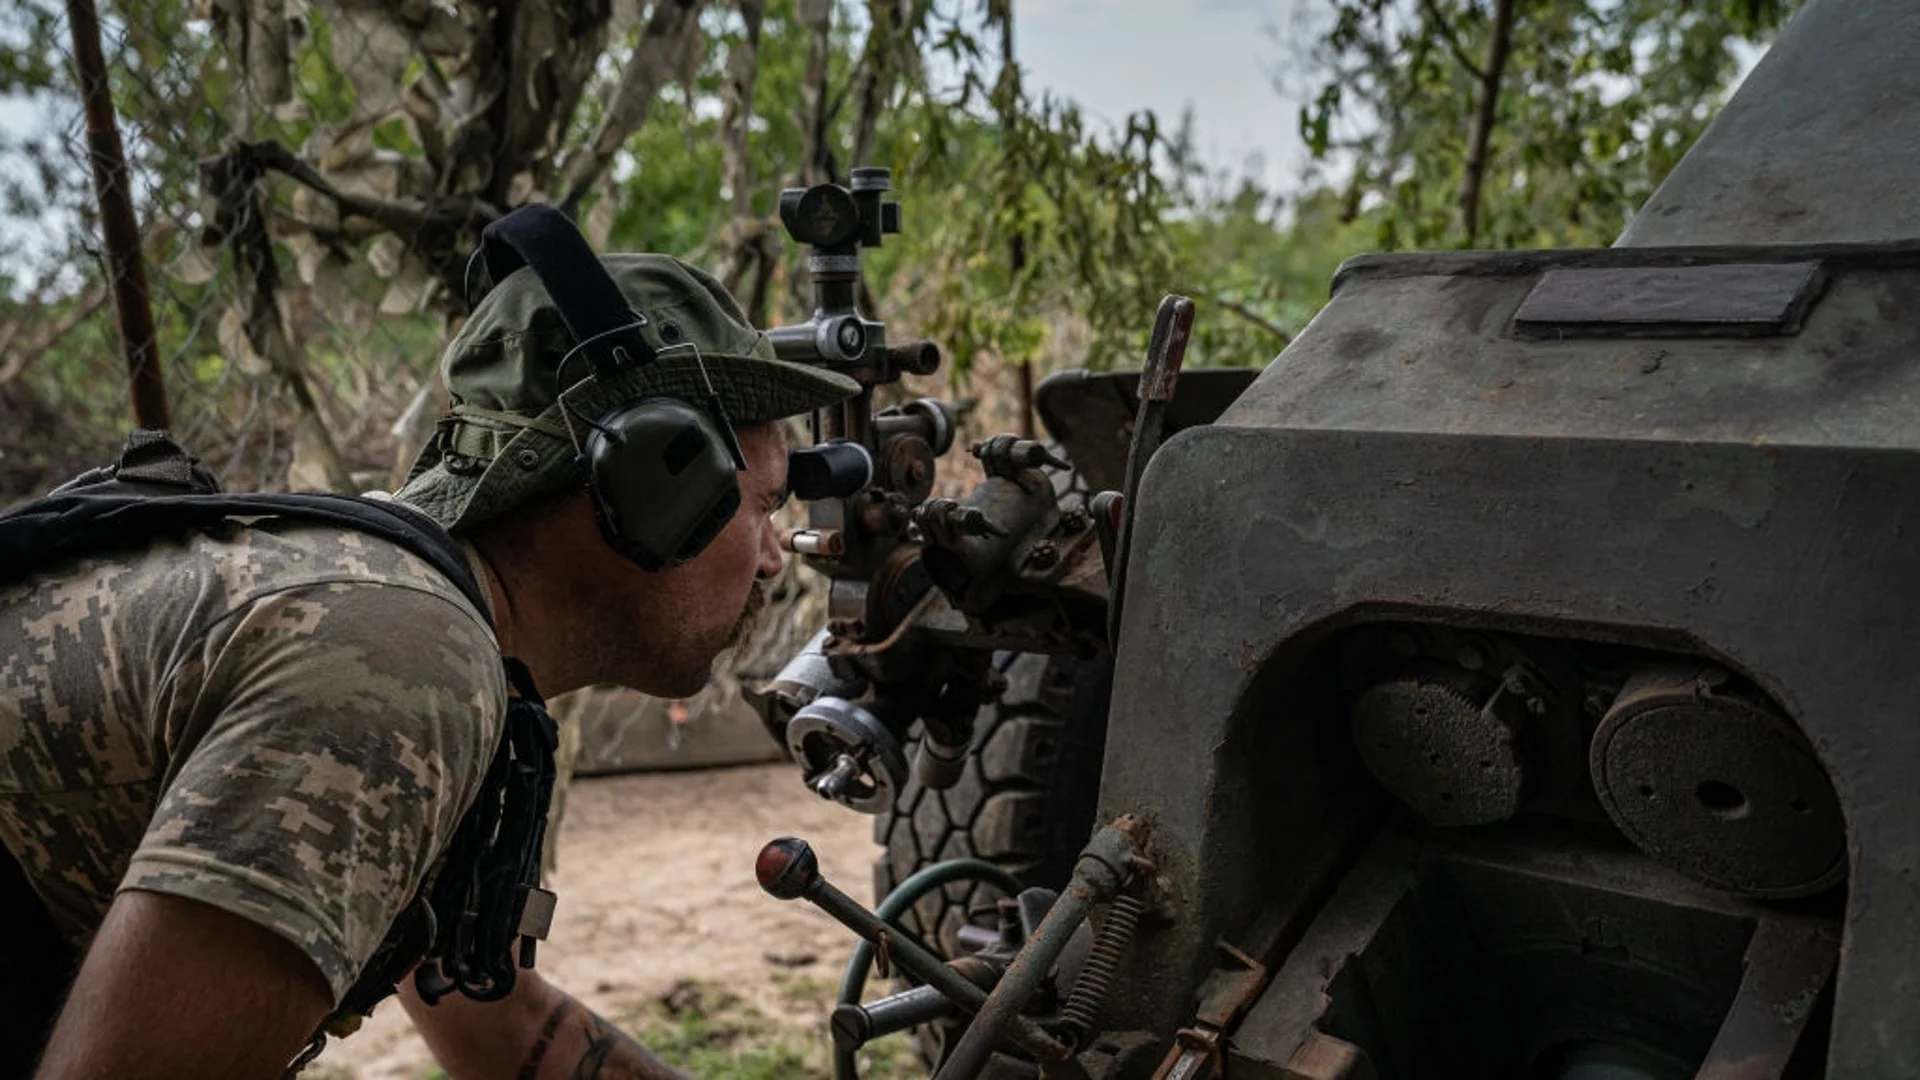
[1,1,517,504]
[1,0,851,774]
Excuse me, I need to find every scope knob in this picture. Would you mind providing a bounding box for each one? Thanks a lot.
[756,837,820,900]
[849,166,893,192]
[779,184,861,247]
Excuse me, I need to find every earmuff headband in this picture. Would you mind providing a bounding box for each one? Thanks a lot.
[478,206,656,380]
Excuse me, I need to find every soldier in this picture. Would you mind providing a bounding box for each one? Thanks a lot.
[0,250,859,1078]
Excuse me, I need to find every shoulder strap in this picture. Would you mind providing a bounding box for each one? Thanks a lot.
[1,432,489,625]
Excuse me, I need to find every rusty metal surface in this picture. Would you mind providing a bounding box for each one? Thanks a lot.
[1109,297,1198,646]
[1226,251,1920,454]
[1136,298,1195,405]
[1590,665,1845,898]
[1277,1033,1376,1080]
[1103,410,1920,1072]
[1147,943,1267,1080]
[1696,918,1838,1080]
[1617,0,1920,248]
[1512,263,1823,338]
[933,819,1141,1080]
[1226,827,1828,1079]
[1349,669,1526,828]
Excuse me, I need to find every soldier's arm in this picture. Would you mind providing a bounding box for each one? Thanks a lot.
[36,573,506,1075]
[402,968,690,1080]
[34,891,333,1079]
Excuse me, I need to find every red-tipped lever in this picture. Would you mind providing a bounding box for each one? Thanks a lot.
[752,838,1068,1063]
[755,836,819,900]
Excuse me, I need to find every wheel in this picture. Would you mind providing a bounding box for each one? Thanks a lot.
[871,649,1113,957]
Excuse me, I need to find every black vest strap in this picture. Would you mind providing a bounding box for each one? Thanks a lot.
[0,491,488,621]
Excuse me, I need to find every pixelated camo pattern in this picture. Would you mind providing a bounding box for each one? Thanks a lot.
[0,522,505,1004]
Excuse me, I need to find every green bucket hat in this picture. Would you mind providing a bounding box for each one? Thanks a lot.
[397,252,859,532]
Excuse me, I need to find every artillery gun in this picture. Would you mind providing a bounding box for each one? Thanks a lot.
[755,1,1917,1076]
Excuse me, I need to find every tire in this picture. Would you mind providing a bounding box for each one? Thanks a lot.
[871,649,1114,957]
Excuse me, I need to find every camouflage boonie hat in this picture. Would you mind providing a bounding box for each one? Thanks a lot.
[397,253,859,532]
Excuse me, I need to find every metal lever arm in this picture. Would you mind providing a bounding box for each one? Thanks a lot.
[1107,296,1195,648]
[755,838,1071,1062]
[931,818,1145,1080]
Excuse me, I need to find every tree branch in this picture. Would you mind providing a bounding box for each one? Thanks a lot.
[1421,0,1488,81]
[0,282,110,383]
[1212,295,1293,345]
[1458,0,1516,246]
[847,0,904,172]
[795,0,835,185]
[555,0,708,214]
[211,141,496,240]
[715,0,769,299]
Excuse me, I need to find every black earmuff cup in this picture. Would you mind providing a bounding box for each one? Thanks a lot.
[582,396,742,570]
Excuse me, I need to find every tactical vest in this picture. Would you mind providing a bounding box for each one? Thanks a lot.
[0,431,558,1075]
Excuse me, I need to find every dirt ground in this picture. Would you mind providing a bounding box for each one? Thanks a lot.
[318,764,880,1080]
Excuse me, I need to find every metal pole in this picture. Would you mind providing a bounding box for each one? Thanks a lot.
[65,0,169,430]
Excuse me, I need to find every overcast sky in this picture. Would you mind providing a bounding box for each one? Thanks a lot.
[1016,0,1315,191]
[0,1,1317,268]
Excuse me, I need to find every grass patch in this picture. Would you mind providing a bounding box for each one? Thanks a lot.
[629,979,926,1080]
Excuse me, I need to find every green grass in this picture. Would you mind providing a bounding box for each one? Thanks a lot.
[623,979,925,1080]
[366,979,926,1080]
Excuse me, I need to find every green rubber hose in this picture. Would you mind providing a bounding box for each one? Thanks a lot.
[834,858,1024,1080]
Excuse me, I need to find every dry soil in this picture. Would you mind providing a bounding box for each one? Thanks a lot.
[317,764,879,1079]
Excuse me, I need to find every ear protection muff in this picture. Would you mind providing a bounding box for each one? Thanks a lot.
[476,206,748,571]
[582,397,742,570]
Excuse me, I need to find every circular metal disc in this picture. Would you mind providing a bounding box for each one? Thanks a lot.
[1352,675,1525,827]
[1592,678,1844,898]
[786,696,908,813]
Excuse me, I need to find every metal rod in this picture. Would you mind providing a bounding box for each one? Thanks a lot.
[834,856,1024,1080]
[805,872,1065,1060]
[931,821,1140,1080]
[1107,295,1194,647]
[756,839,1068,1062]
[65,0,168,429]
[830,986,958,1051]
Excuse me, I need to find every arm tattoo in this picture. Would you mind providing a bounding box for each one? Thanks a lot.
[569,1010,618,1080]
[512,998,687,1080]
[515,1000,569,1080]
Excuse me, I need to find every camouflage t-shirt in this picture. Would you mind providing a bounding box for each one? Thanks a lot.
[0,520,505,1004]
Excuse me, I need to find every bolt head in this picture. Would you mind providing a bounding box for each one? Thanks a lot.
[829,1004,869,1050]
[756,837,819,899]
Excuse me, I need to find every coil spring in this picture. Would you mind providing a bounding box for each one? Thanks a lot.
[1059,891,1147,1043]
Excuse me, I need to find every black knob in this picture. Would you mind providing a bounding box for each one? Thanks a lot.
[756,837,819,900]
[789,442,875,500]
[849,167,893,192]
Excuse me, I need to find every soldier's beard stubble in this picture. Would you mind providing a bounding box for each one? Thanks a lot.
[727,581,768,648]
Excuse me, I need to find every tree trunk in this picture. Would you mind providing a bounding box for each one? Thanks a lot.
[993,4,1034,437]
[556,0,707,213]
[796,0,834,185]
[847,0,903,172]
[716,0,769,300]
[1458,0,1516,246]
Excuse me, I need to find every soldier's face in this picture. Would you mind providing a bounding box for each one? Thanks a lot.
[602,422,789,697]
